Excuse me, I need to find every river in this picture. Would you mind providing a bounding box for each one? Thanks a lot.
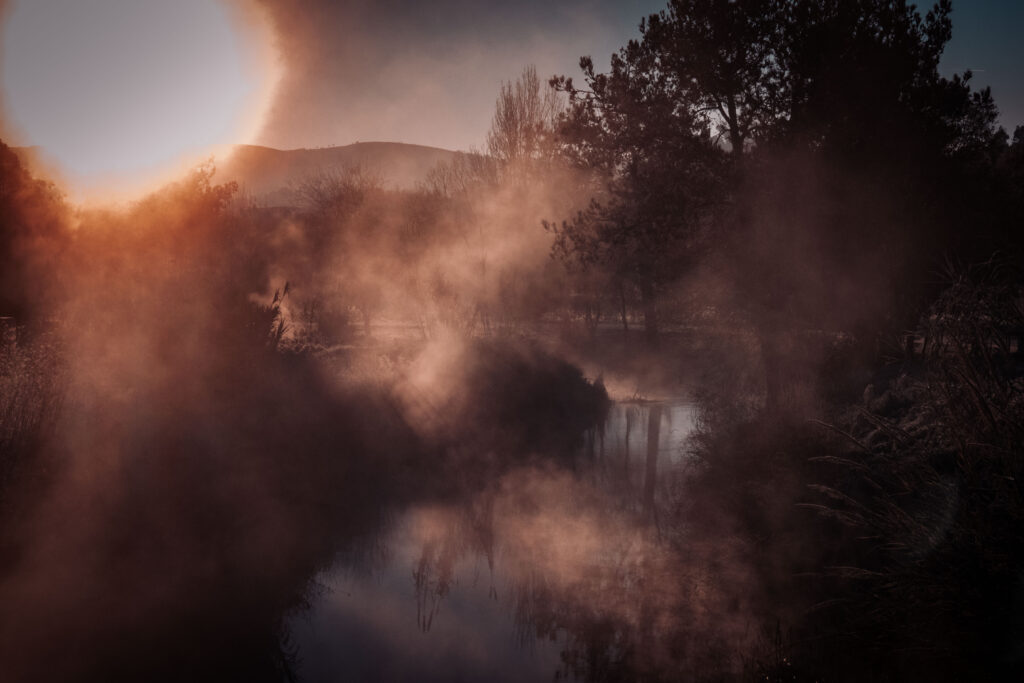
[289,400,698,682]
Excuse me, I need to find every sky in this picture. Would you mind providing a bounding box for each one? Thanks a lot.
[940,0,1024,137]
[0,0,1021,185]
[250,0,1024,151]
[0,0,275,192]
[249,0,665,152]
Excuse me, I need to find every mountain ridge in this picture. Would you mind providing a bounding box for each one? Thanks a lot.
[214,141,460,201]
[7,141,462,203]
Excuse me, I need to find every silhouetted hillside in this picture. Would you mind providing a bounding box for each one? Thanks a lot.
[215,142,458,203]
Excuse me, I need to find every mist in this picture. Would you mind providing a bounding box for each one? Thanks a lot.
[3,1,1024,682]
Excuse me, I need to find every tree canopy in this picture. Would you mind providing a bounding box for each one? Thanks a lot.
[547,0,1014,347]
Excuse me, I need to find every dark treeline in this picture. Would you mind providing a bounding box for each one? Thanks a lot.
[533,1,1024,681]
[2,1,1024,682]
[549,0,1022,361]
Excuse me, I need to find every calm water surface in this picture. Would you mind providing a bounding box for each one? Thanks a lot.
[290,401,697,682]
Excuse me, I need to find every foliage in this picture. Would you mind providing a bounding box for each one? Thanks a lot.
[423,150,499,198]
[0,142,68,318]
[546,0,1012,355]
[641,0,788,154]
[548,39,728,344]
[486,65,564,173]
[0,334,65,517]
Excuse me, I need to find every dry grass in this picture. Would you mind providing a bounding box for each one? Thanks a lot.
[0,330,66,515]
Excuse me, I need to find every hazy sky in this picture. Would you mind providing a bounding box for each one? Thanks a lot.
[0,0,272,189]
[0,0,1021,179]
[250,0,665,151]
[252,0,1024,152]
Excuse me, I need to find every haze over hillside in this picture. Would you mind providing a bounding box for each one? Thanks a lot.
[13,142,458,204]
[214,141,459,203]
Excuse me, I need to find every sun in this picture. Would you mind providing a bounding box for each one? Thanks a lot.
[0,0,279,200]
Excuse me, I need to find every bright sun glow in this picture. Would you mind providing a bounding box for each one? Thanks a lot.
[0,0,278,200]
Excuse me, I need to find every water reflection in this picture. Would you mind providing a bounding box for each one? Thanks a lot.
[290,400,698,682]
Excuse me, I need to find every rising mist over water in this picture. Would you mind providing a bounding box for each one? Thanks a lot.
[2,1,1024,682]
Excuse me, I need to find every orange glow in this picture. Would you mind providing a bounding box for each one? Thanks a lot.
[0,0,282,204]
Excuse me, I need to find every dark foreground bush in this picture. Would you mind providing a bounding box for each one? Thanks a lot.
[684,264,1024,681]
[0,331,65,524]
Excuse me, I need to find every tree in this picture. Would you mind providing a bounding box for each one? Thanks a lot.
[290,167,388,336]
[486,65,564,177]
[549,0,1006,404]
[641,0,788,156]
[427,65,563,197]
[0,141,67,320]
[423,151,499,198]
[752,1,1003,335]
[549,42,727,347]
[641,1,966,157]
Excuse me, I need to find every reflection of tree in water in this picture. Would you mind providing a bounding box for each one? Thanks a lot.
[410,491,500,633]
[498,473,752,681]
[643,403,662,524]
[398,407,760,682]
[413,538,455,633]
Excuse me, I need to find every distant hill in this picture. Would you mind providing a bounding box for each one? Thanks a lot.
[7,141,459,204]
[215,142,459,203]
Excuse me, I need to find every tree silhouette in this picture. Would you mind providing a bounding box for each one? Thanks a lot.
[0,142,66,320]
[641,0,788,156]
[550,43,727,347]
[486,65,564,176]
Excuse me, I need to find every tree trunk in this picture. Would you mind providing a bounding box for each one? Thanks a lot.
[0,317,16,359]
[643,404,662,519]
[619,281,629,339]
[640,280,659,349]
[624,406,632,481]
[760,330,784,414]
[727,95,743,158]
